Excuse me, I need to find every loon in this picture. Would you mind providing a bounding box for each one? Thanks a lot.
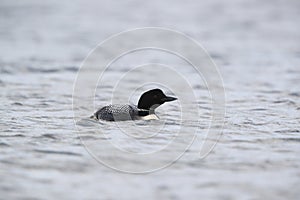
[92,88,177,121]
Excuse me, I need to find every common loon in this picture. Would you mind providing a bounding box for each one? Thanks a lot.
[92,89,177,121]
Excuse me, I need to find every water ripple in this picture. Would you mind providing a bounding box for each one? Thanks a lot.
[33,149,82,157]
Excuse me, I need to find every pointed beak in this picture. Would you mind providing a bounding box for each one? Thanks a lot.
[162,96,177,102]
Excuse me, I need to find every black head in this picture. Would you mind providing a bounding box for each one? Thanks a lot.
[137,89,177,111]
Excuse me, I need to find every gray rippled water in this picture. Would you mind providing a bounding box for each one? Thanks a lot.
[1,0,300,199]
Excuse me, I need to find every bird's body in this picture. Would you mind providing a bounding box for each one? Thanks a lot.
[93,104,141,121]
[92,89,177,121]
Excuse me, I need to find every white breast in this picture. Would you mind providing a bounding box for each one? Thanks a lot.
[139,114,159,120]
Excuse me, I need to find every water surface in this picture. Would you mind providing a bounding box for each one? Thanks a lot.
[1,0,300,199]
